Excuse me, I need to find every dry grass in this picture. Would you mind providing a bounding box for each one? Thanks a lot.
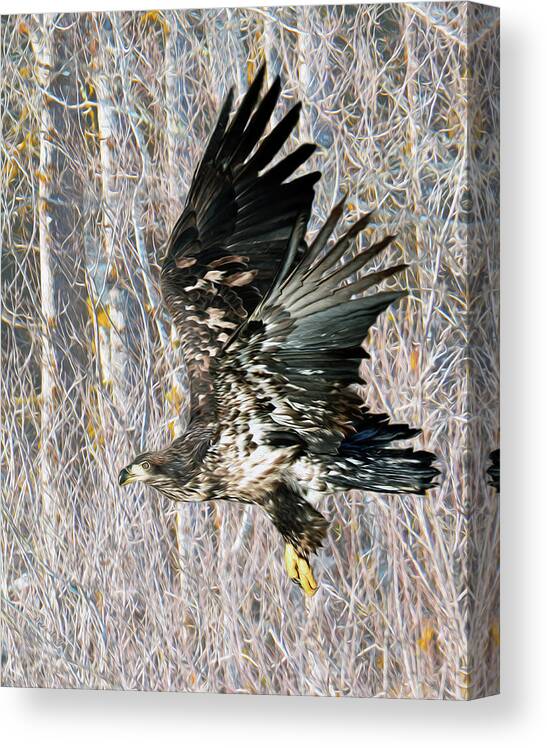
[1,3,499,698]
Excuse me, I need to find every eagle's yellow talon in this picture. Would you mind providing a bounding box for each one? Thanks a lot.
[297,557,318,596]
[284,543,318,596]
[284,542,299,580]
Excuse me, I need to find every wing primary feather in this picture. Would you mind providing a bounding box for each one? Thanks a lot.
[305,211,375,280]
[218,64,266,163]
[242,103,302,176]
[231,76,282,166]
[200,88,235,165]
[230,172,321,235]
[289,264,409,317]
[270,209,311,294]
[258,143,317,187]
[301,195,347,270]
[335,263,409,298]
[319,235,397,287]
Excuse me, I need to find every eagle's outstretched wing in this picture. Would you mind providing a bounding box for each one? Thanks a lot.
[215,198,438,494]
[161,66,320,413]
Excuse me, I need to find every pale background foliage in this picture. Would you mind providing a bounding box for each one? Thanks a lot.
[1,2,499,698]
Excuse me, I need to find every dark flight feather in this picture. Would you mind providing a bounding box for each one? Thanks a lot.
[161,65,318,414]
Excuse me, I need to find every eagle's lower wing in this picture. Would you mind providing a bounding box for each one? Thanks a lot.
[161,66,319,414]
[214,198,411,455]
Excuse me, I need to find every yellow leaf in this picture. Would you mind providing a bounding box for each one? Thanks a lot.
[410,348,419,371]
[87,419,105,448]
[96,306,111,329]
[35,169,49,184]
[247,60,255,85]
[141,10,160,24]
[16,131,35,153]
[4,160,19,186]
[417,625,436,652]
[445,109,461,140]
[166,385,184,412]
[140,10,169,32]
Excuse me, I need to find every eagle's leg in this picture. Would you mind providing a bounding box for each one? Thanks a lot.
[264,485,329,597]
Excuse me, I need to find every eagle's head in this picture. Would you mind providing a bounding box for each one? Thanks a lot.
[118,426,214,500]
[118,453,165,487]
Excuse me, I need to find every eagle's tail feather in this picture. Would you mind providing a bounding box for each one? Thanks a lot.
[327,447,439,495]
[333,413,439,494]
[343,414,422,447]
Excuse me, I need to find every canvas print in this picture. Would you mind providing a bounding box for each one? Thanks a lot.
[1,2,500,698]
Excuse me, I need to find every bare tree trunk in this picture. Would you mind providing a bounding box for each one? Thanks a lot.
[163,21,188,399]
[165,15,182,217]
[13,17,96,686]
[29,15,89,562]
[164,13,191,434]
[30,19,55,553]
[89,13,129,411]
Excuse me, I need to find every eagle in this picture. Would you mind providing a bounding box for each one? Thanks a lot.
[119,66,438,596]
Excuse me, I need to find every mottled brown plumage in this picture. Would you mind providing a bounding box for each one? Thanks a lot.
[119,67,438,595]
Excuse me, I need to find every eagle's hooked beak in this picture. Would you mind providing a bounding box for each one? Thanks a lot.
[118,466,132,486]
[119,461,150,486]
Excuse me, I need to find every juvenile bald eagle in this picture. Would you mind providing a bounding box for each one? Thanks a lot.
[119,67,438,595]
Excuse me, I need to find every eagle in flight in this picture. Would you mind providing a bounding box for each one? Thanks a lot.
[119,66,438,596]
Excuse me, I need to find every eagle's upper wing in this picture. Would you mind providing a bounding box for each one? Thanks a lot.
[214,199,410,455]
[161,66,319,414]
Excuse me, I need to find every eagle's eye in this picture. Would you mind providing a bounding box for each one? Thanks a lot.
[141,460,151,471]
